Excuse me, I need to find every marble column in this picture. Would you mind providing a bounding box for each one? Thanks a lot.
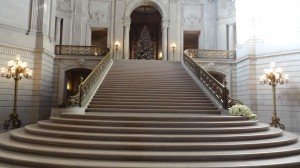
[123,17,131,60]
[161,20,169,61]
[228,24,234,50]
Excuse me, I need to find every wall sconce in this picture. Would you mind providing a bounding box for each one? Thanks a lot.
[1,54,33,129]
[66,81,71,91]
[115,41,120,59]
[171,43,176,61]
[158,52,162,60]
[259,62,288,130]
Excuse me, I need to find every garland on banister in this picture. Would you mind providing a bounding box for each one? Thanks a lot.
[67,51,111,107]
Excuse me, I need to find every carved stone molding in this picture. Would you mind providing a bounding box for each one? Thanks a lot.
[116,0,124,4]
[161,19,170,29]
[87,0,111,26]
[59,59,96,72]
[218,0,235,17]
[57,0,71,11]
[0,45,36,60]
[124,0,168,20]
[182,0,203,4]
[257,54,300,65]
[201,62,230,74]
[181,5,202,28]
[123,17,131,27]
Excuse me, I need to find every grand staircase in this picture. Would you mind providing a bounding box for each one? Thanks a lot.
[0,60,300,168]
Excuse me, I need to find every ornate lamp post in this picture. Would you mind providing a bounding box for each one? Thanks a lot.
[171,43,176,61]
[259,62,288,130]
[115,41,120,59]
[1,54,33,129]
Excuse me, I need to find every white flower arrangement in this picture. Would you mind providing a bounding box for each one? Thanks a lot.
[228,104,257,120]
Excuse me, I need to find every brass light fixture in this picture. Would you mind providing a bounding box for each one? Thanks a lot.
[259,62,288,130]
[1,54,33,129]
[115,41,120,59]
[171,43,176,61]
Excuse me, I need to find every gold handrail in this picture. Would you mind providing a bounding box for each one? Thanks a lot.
[183,53,229,109]
[67,51,111,107]
[184,49,236,59]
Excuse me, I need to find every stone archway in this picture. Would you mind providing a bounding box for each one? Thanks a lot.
[123,0,169,60]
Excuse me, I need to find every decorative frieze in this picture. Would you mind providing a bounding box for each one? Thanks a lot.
[56,0,71,11]
[87,0,111,26]
[181,5,202,28]
[0,45,35,60]
[217,0,235,17]
[181,0,204,4]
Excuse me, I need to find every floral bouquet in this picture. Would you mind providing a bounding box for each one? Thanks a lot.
[228,104,257,120]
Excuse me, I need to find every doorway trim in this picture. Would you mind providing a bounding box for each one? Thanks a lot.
[123,0,169,60]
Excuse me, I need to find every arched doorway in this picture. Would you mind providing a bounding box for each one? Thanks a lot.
[123,0,169,60]
[130,6,162,60]
[64,68,92,104]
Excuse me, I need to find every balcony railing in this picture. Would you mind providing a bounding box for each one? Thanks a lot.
[184,49,236,59]
[55,45,110,56]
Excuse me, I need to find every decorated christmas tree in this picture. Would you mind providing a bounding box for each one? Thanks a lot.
[135,26,154,60]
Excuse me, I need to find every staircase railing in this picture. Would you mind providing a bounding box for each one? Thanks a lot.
[67,50,111,107]
[55,45,110,56]
[184,49,236,59]
[183,53,229,109]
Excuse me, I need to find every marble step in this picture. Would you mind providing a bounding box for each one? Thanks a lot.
[48,118,269,134]
[90,98,212,103]
[85,108,220,115]
[87,104,217,110]
[88,101,212,106]
[91,95,210,100]
[95,89,207,97]
[97,88,203,93]
[101,82,196,86]
[1,132,299,161]
[101,81,196,85]
[10,128,297,151]
[105,74,192,81]
[60,112,243,121]
[99,85,201,89]
[1,147,300,168]
[101,80,196,88]
[104,76,193,80]
[95,89,204,94]
[25,124,282,142]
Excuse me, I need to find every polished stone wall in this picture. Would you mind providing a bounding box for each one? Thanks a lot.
[0,0,57,128]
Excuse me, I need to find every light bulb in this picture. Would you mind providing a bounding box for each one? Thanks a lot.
[16,54,20,61]
[270,62,275,68]
[276,68,282,73]
[8,60,14,66]
[22,62,27,68]
[11,67,16,73]
[1,67,5,74]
